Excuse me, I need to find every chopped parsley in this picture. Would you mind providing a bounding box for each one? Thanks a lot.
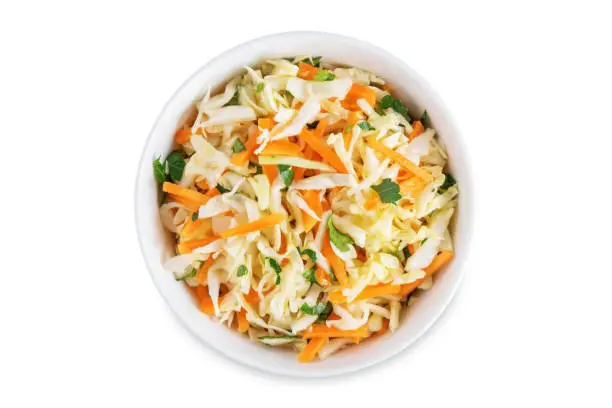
[300,302,328,316]
[191,212,198,221]
[152,157,165,185]
[371,178,402,205]
[301,56,322,67]
[216,183,231,194]
[249,161,263,175]
[278,164,294,187]
[420,109,431,128]
[302,267,317,284]
[255,82,265,93]
[236,265,248,277]
[438,172,457,193]
[358,121,376,131]
[232,138,246,153]
[312,70,335,81]
[267,257,282,284]
[299,248,317,263]
[166,151,186,183]
[380,95,411,122]
[327,215,354,252]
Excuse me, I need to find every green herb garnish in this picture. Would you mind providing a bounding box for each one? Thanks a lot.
[278,164,294,187]
[237,265,248,277]
[300,302,328,316]
[191,212,198,221]
[371,178,402,205]
[403,246,411,260]
[166,151,186,183]
[216,183,231,194]
[174,265,197,281]
[380,95,411,122]
[302,267,317,284]
[301,56,322,67]
[438,172,456,193]
[358,121,376,131]
[267,257,282,284]
[255,82,265,93]
[327,215,354,252]
[299,248,317,263]
[312,70,335,81]
[232,139,246,153]
[224,88,240,106]
[420,109,431,128]
[315,302,333,323]
[152,157,165,185]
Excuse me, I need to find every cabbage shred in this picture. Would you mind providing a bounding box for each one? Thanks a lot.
[156,57,459,362]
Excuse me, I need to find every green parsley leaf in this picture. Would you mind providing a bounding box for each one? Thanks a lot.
[301,56,322,67]
[249,161,263,175]
[438,172,457,193]
[191,212,198,221]
[358,121,376,131]
[152,156,165,185]
[280,89,294,99]
[379,95,411,121]
[299,248,317,263]
[237,265,248,277]
[403,246,411,260]
[232,138,246,153]
[266,257,282,284]
[224,88,240,106]
[255,82,265,93]
[420,238,428,246]
[327,215,354,252]
[420,109,431,128]
[315,302,333,323]
[166,151,186,183]
[278,164,294,187]
[306,120,319,130]
[216,183,231,194]
[302,267,317,284]
[371,178,402,205]
[173,264,197,281]
[312,70,335,81]
[300,302,328,315]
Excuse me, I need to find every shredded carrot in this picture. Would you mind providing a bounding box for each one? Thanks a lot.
[236,309,249,333]
[177,236,219,254]
[301,190,323,233]
[262,164,277,184]
[196,256,216,284]
[190,284,208,301]
[258,117,274,130]
[244,288,274,305]
[231,125,259,166]
[399,250,454,296]
[220,212,286,239]
[175,128,192,144]
[168,193,201,212]
[342,84,376,111]
[321,233,348,286]
[408,120,425,140]
[297,337,326,363]
[366,137,433,183]
[315,267,331,286]
[199,290,215,315]
[297,62,319,80]
[399,177,425,198]
[163,182,210,206]
[328,283,401,304]
[299,128,348,173]
[181,217,211,240]
[376,319,390,336]
[303,324,370,339]
[363,192,381,211]
[259,140,303,157]
[196,179,209,191]
[355,246,367,262]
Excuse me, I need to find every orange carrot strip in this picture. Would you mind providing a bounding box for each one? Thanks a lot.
[193,285,208,301]
[376,319,390,336]
[167,193,201,212]
[259,140,304,157]
[301,190,323,233]
[408,120,425,140]
[262,164,277,184]
[315,267,331,286]
[163,182,210,205]
[258,117,275,130]
[231,125,259,166]
[220,212,286,238]
[367,137,433,183]
[181,217,209,239]
[321,233,348,286]
[177,236,220,254]
[299,128,347,173]
[199,289,215,315]
[196,256,216,284]
[294,147,313,180]
[175,128,192,144]
[195,179,209,191]
[243,288,274,305]
[297,337,326,363]
[297,62,319,80]
[303,324,369,339]
[236,309,249,333]
[342,84,376,111]
[399,250,454,296]
[328,283,401,304]
[399,177,425,198]
[363,193,381,211]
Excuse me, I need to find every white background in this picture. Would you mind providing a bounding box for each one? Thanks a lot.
[1,1,611,407]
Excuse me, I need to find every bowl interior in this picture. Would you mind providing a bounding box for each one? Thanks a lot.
[135,32,473,377]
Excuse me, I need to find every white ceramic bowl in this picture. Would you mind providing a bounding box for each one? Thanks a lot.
[135,31,474,377]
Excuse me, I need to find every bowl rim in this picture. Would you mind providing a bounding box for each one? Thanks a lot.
[135,30,474,377]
